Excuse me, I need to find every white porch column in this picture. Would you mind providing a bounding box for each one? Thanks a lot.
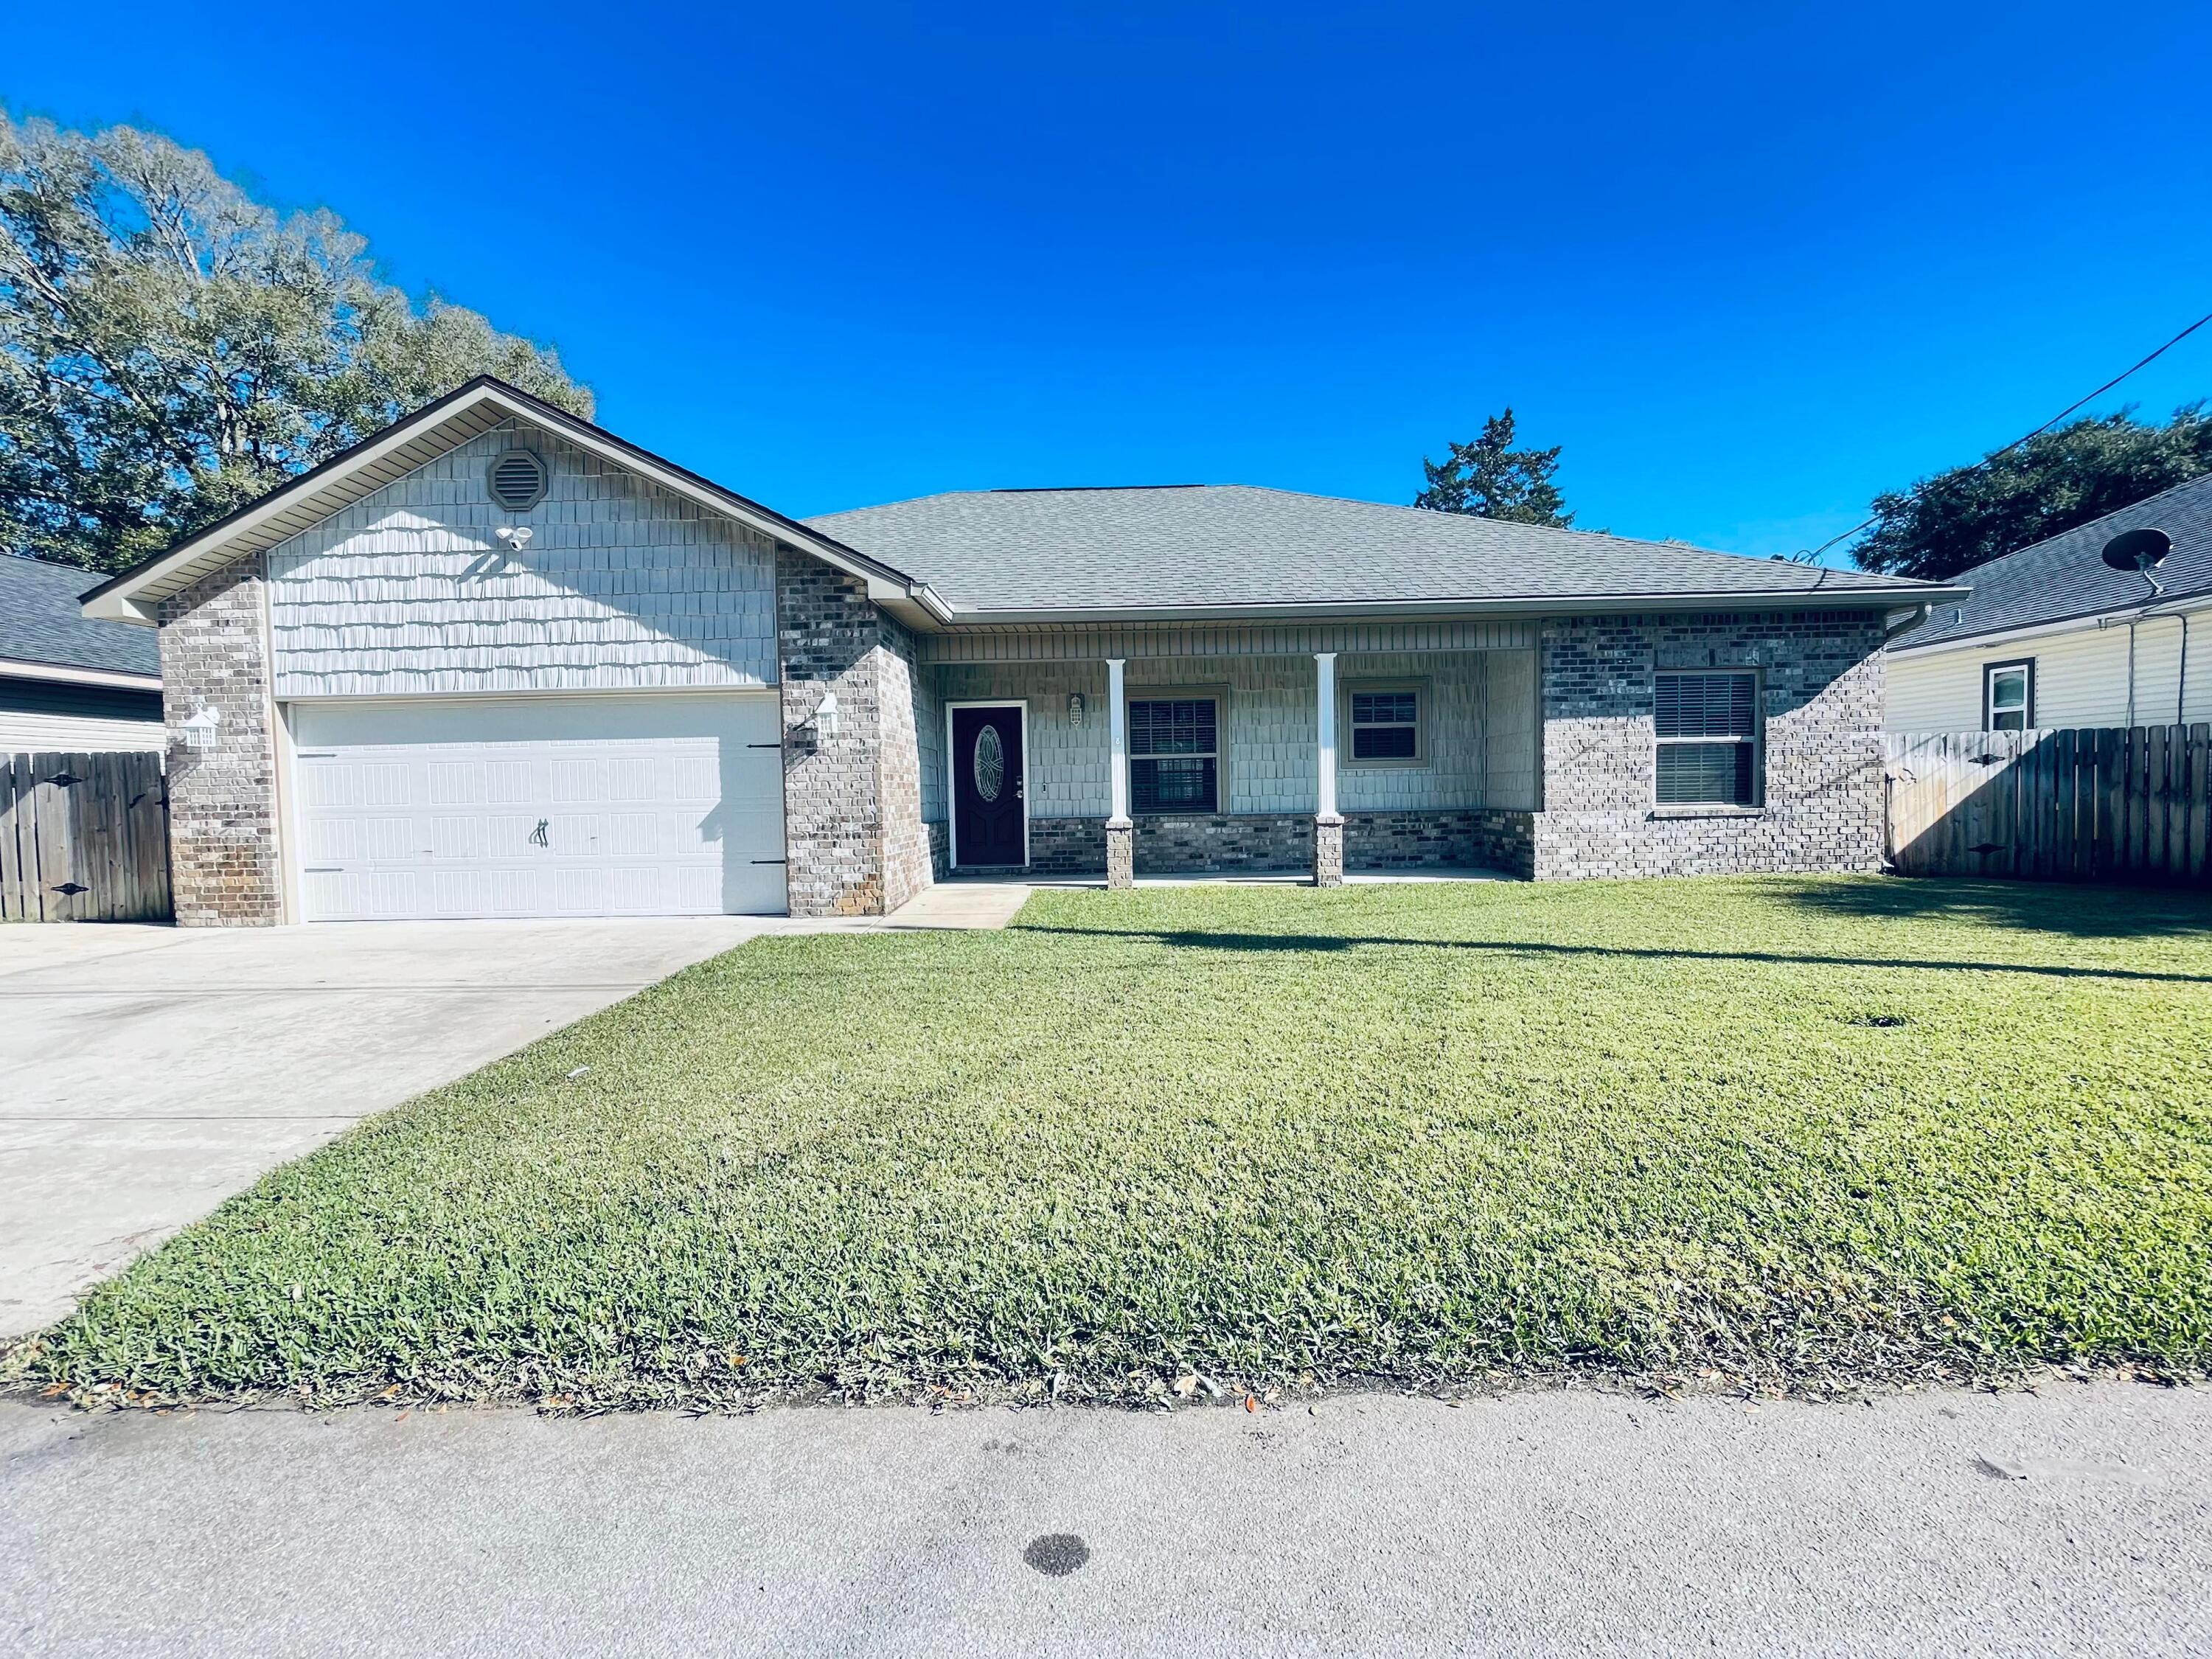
[1105,657,1133,888]
[1314,652,1344,886]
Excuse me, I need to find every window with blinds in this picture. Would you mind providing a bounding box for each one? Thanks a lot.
[1349,687,1421,762]
[1129,698,1220,814]
[1653,672,1760,806]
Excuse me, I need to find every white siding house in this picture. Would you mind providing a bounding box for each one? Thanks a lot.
[1887,608,2211,731]
[1885,475,2212,732]
[0,557,162,752]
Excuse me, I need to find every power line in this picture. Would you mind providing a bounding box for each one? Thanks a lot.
[1802,307,2212,563]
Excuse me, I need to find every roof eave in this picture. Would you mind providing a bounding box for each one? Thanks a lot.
[0,654,163,691]
[936,584,1970,627]
[80,378,918,626]
[1889,585,2212,655]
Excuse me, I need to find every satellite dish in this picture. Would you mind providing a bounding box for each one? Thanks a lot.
[2101,526,2171,572]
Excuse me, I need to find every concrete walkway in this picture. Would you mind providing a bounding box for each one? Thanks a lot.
[879,880,1034,930]
[3,1382,2205,1655]
[0,917,782,1338]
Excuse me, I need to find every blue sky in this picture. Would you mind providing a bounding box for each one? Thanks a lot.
[10,2,2212,562]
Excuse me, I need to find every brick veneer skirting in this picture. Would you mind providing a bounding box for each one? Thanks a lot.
[1018,810,1534,877]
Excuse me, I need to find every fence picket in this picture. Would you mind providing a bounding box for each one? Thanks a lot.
[2191,723,2211,881]
[1886,724,2211,886]
[0,750,172,923]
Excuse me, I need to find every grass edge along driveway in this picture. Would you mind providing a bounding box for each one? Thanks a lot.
[14,876,2211,1408]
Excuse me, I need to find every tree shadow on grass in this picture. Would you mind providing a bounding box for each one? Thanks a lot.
[1767,876,2212,942]
[1012,925,2212,986]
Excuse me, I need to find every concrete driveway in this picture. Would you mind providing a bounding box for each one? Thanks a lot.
[0,917,778,1338]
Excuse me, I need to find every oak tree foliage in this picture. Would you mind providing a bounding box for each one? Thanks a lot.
[1,114,591,572]
[1850,404,2212,580]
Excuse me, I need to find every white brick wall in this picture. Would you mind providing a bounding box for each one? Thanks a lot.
[266,420,777,698]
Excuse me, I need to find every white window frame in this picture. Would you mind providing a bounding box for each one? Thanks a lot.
[1341,678,1429,769]
[1652,669,1764,810]
[1125,689,1225,816]
[1983,658,2034,732]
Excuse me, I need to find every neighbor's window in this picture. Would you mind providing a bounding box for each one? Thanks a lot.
[1348,685,1422,764]
[1129,697,1220,814]
[1653,672,1760,807]
[1983,660,2034,731]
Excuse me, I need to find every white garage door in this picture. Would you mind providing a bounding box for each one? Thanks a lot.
[289,694,786,921]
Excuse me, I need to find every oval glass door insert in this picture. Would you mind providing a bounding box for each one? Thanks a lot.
[973,723,1005,801]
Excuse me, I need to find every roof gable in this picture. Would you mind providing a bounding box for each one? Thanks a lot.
[80,378,926,625]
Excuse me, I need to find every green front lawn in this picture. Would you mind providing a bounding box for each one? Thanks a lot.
[21,877,2212,1405]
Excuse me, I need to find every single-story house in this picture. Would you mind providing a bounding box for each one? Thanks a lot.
[80,378,1962,925]
[1,554,164,754]
[1887,473,2212,731]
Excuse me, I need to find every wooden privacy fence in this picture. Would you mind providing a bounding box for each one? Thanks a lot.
[0,751,173,922]
[1885,726,2212,883]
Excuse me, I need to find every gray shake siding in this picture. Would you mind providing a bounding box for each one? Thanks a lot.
[927,650,1538,822]
[265,421,776,697]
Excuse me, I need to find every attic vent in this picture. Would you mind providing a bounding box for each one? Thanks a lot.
[487,450,548,511]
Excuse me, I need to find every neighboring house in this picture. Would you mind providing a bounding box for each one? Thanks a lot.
[1886,473,2212,732]
[1,554,164,754]
[80,378,1961,925]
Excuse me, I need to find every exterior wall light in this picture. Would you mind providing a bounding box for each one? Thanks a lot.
[181,703,222,753]
[1068,692,1085,728]
[815,690,840,740]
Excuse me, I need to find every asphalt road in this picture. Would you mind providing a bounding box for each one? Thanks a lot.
[4,1381,2207,1656]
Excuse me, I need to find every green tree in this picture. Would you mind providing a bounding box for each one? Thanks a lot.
[1413,407,1573,526]
[0,114,591,573]
[1851,404,2212,580]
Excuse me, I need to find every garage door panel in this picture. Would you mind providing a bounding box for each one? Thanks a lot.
[485,761,540,804]
[428,762,487,806]
[291,695,786,921]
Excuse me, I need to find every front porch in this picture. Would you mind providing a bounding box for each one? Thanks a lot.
[914,627,1541,887]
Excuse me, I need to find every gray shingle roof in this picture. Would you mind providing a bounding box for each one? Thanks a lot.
[1,556,161,676]
[807,485,1945,613]
[1889,473,2212,650]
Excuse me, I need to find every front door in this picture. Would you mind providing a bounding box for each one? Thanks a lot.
[951,705,1026,868]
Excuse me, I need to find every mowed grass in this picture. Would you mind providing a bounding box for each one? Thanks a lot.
[21,876,2212,1405]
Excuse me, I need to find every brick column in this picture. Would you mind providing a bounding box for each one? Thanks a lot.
[776,546,904,917]
[158,556,283,926]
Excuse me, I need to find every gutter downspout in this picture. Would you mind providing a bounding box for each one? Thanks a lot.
[2127,620,2138,728]
[2177,612,2190,726]
[1883,602,1933,644]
